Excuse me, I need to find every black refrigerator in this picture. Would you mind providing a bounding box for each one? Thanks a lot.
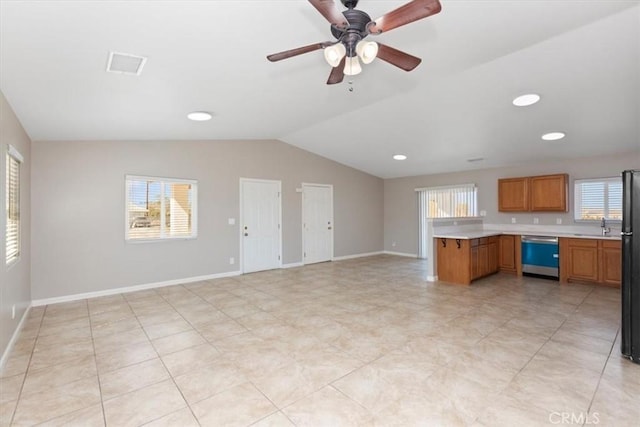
[621,169,640,364]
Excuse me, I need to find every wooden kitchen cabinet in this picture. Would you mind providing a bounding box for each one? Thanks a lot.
[559,238,621,287]
[437,236,499,285]
[530,174,568,212]
[498,173,568,212]
[498,177,529,212]
[601,240,622,286]
[498,235,516,272]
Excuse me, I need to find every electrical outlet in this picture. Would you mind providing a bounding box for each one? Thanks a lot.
[228,218,235,225]
[11,305,15,320]
[533,218,539,224]
[556,218,562,225]
[392,242,397,247]
[229,257,235,265]
[480,210,487,217]
[511,218,517,224]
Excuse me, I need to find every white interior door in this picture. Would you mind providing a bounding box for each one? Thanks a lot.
[303,184,333,264]
[241,179,281,273]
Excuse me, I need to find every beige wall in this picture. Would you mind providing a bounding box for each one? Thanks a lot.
[31,139,383,300]
[384,152,640,255]
[0,92,31,357]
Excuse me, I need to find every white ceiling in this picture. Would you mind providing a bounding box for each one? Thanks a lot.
[1,1,638,178]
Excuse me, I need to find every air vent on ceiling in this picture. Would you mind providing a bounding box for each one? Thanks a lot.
[106,51,147,75]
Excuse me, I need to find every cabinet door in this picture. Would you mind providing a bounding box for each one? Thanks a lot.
[530,174,568,212]
[600,241,622,287]
[437,238,472,284]
[498,178,529,212]
[499,235,516,271]
[471,245,480,280]
[566,239,599,282]
[478,244,489,277]
[488,241,499,273]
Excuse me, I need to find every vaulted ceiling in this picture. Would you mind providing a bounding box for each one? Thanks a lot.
[1,1,638,178]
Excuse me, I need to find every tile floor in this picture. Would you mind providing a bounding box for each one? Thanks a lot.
[1,255,638,426]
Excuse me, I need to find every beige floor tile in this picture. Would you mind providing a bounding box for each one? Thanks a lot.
[0,400,16,427]
[250,411,295,427]
[135,310,184,328]
[476,393,555,427]
[96,340,158,374]
[21,354,97,396]
[160,343,220,377]
[195,318,248,342]
[0,374,23,404]
[0,354,30,379]
[12,376,101,426]
[36,403,104,427]
[29,339,95,370]
[103,379,186,427]
[99,357,170,400]
[93,327,150,354]
[191,382,277,427]
[143,318,193,340]
[91,317,141,338]
[152,330,206,356]
[282,385,373,426]
[143,408,199,427]
[173,357,247,404]
[34,326,92,348]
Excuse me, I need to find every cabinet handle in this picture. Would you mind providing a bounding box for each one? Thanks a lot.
[456,239,461,249]
[441,238,446,248]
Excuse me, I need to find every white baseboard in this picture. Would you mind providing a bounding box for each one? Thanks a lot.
[0,304,32,371]
[427,275,438,282]
[31,270,242,307]
[282,262,304,269]
[332,251,384,261]
[383,251,418,258]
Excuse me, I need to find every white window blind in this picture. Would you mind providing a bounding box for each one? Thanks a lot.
[6,145,22,265]
[416,184,478,218]
[574,177,622,221]
[126,175,198,240]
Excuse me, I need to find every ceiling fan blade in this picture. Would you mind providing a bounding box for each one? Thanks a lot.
[267,42,331,62]
[308,0,349,29]
[327,57,346,85]
[368,0,442,34]
[376,43,422,71]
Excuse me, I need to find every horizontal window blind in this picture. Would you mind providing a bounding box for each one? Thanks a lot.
[574,177,622,221]
[126,175,198,240]
[417,184,477,218]
[6,147,22,265]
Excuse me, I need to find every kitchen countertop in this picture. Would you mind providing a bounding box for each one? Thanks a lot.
[433,230,621,240]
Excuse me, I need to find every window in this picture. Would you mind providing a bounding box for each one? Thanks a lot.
[417,183,478,218]
[126,175,197,240]
[574,177,622,221]
[6,145,23,265]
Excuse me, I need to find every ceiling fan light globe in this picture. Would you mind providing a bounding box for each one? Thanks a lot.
[344,56,362,76]
[356,41,378,64]
[324,44,346,67]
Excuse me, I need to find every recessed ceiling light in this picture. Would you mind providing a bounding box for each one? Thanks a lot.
[541,132,566,141]
[513,94,540,107]
[187,111,213,121]
[393,154,407,160]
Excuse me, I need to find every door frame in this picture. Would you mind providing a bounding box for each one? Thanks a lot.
[301,183,334,265]
[239,177,282,274]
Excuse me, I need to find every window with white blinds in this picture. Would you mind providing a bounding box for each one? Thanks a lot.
[417,183,478,218]
[574,177,622,221]
[6,145,23,265]
[125,175,198,241]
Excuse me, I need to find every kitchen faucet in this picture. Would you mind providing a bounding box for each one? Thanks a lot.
[601,217,611,236]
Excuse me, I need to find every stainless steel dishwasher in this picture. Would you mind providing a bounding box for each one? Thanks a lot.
[521,235,559,279]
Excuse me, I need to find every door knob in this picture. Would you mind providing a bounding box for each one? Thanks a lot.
[328,226,332,230]
[244,233,248,236]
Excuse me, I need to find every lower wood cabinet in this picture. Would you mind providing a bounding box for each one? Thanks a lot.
[559,238,621,287]
[437,236,499,285]
[498,235,516,272]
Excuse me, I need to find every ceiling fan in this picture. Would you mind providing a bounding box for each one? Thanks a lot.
[266,0,442,85]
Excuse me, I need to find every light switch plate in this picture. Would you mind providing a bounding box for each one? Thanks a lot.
[228,218,235,225]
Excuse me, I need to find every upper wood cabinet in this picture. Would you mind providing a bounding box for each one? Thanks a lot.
[498,178,529,211]
[530,174,568,211]
[498,173,568,212]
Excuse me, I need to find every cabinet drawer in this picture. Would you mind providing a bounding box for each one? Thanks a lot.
[479,237,489,245]
[471,239,480,247]
[487,236,498,244]
[566,238,598,248]
[601,240,621,249]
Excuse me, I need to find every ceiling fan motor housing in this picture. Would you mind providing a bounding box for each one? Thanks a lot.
[331,9,372,56]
